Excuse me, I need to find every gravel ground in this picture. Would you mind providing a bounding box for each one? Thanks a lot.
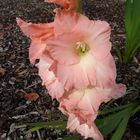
[0,0,140,139]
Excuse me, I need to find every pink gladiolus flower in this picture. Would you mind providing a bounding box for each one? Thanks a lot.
[46,10,115,90]
[17,10,126,139]
[59,84,126,139]
[46,0,78,11]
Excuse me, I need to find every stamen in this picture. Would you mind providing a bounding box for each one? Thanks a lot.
[75,42,89,55]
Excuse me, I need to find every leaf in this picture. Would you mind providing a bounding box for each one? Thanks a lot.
[99,102,134,116]
[96,109,125,136]
[132,104,140,115]
[124,0,140,63]
[110,102,138,140]
[114,46,123,63]
[27,120,67,132]
[61,135,80,140]
[96,102,138,136]
[24,92,39,101]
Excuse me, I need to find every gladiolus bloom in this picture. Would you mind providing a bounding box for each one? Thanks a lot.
[17,8,126,140]
[46,10,115,90]
[59,84,126,139]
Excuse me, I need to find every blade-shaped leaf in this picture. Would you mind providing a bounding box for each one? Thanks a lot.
[27,120,67,132]
[110,102,138,140]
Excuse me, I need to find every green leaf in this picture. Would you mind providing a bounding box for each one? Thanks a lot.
[27,120,67,132]
[124,0,140,63]
[99,102,134,116]
[132,104,140,115]
[96,109,125,136]
[110,102,138,140]
[61,135,80,140]
[114,46,123,63]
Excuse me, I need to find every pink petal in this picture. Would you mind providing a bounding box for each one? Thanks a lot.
[51,53,96,90]
[16,18,54,41]
[77,88,102,115]
[46,79,64,100]
[54,9,79,35]
[100,84,126,101]
[29,41,46,64]
[95,54,116,88]
[47,32,81,65]
[67,114,104,140]
[67,114,80,132]
[77,123,104,140]
[36,55,64,99]
[74,19,111,60]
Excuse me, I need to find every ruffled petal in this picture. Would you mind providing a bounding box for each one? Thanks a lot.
[77,88,102,115]
[36,55,64,99]
[51,53,96,90]
[77,123,104,140]
[46,79,64,100]
[67,114,104,140]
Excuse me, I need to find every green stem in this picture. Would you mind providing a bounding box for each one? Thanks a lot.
[77,0,83,13]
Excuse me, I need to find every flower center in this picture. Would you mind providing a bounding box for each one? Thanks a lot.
[75,42,89,56]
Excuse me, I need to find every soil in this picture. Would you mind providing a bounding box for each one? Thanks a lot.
[0,0,140,140]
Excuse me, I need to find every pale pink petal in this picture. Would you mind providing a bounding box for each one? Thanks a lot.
[74,19,111,60]
[99,84,126,101]
[77,123,104,140]
[95,54,116,88]
[53,9,79,35]
[36,55,64,99]
[67,114,80,132]
[16,18,54,41]
[51,53,96,90]
[36,55,54,85]
[47,32,81,65]
[67,114,104,140]
[29,41,46,64]
[46,79,64,100]
[77,88,102,115]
